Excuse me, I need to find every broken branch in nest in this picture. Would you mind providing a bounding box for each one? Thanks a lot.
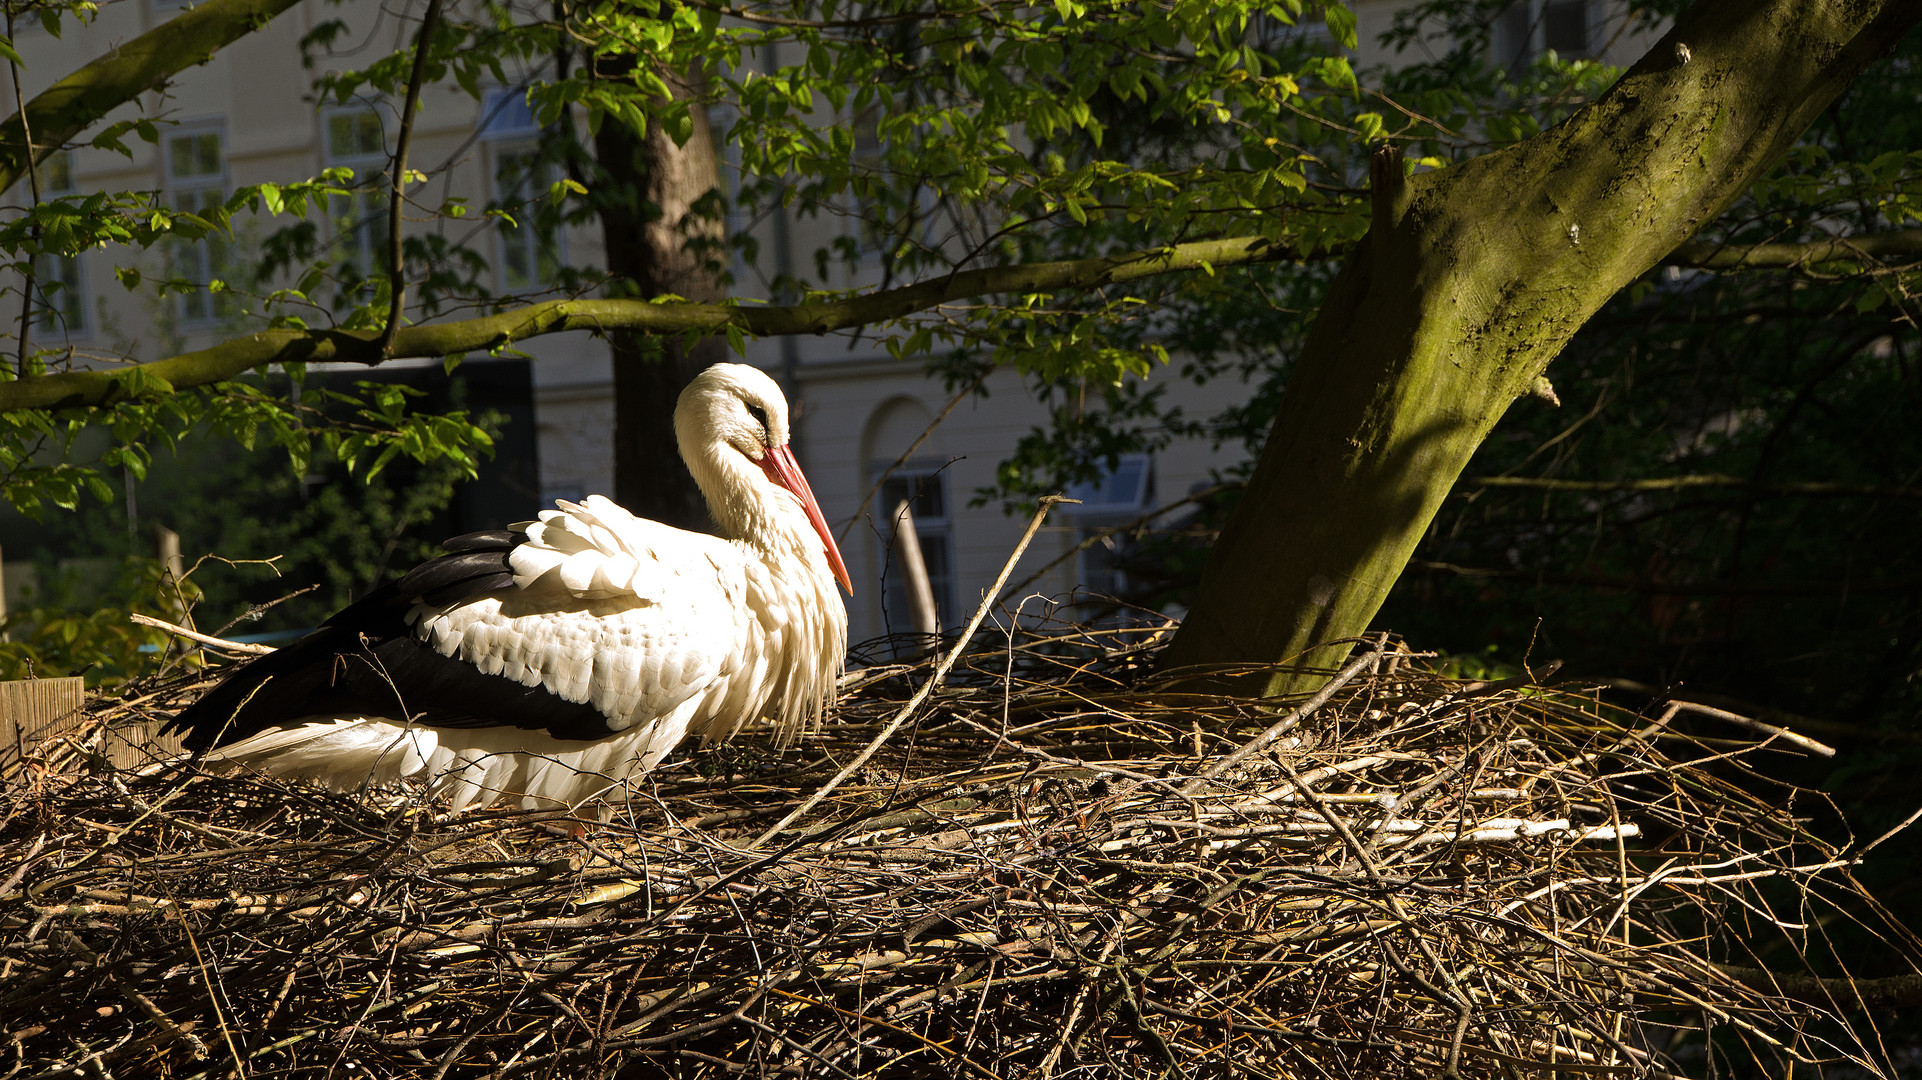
[129,613,277,656]
[2,617,1915,1079]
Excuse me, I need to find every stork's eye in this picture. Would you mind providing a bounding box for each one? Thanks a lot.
[745,402,771,442]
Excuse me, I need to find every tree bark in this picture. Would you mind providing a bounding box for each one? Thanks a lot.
[594,70,726,532]
[1158,0,1922,694]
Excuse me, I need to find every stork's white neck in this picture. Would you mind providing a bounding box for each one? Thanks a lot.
[685,439,838,591]
[681,434,847,742]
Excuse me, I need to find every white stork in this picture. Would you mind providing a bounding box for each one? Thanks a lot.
[168,363,851,810]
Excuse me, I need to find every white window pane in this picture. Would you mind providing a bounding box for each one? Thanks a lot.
[168,132,221,180]
[37,150,75,195]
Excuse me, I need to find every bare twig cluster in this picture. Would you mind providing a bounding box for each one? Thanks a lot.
[1,623,1913,1078]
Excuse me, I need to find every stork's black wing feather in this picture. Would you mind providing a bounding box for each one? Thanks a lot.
[439,529,519,553]
[167,529,618,753]
[392,549,521,601]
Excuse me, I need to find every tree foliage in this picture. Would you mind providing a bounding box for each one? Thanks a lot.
[0,0,1918,686]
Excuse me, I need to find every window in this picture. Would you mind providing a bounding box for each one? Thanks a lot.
[1064,454,1153,516]
[479,86,540,140]
[28,151,87,338]
[164,127,230,325]
[1542,0,1590,58]
[36,149,74,193]
[1250,10,1333,52]
[1498,0,1591,67]
[876,466,953,633]
[324,108,391,283]
[1065,454,1156,602]
[482,87,563,291]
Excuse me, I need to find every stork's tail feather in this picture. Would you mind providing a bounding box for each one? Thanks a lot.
[165,622,378,755]
[167,531,527,755]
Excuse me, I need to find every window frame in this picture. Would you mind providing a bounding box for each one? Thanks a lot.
[162,123,231,327]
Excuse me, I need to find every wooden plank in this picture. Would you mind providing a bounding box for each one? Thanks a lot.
[0,677,183,776]
[102,717,186,770]
[1,676,87,776]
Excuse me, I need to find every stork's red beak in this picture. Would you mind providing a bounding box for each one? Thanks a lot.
[758,444,854,595]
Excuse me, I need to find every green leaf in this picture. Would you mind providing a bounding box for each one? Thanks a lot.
[0,36,24,67]
[1323,3,1358,51]
[364,441,403,481]
[724,321,748,357]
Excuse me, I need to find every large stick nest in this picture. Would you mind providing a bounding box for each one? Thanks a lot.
[2,625,1914,1078]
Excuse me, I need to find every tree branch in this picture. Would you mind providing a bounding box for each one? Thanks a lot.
[1410,560,1922,596]
[1465,475,1922,498]
[0,234,1296,412]
[1715,965,1922,1012]
[0,0,306,192]
[1603,677,1922,746]
[6,6,39,379]
[377,0,444,358]
[1160,0,1922,692]
[1667,227,1922,269]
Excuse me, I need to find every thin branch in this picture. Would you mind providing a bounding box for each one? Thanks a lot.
[1667,228,1922,270]
[6,7,39,379]
[1180,636,1390,795]
[1411,561,1922,596]
[1465,474,1922,498]
[995,482,1230,604]
[129,612,276,656]
[1713,965,1922,1011]
[836,366,990,544]
[376,0,444,359]
[1664,700,1835,758]
[1603,676,1922,746]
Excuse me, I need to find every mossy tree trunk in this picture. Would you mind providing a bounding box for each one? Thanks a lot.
[1158,0,1922,694]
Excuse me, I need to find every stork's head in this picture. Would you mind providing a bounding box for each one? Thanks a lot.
[676,363,853,595]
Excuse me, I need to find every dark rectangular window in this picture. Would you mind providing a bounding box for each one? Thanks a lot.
[1544,1,1590,58]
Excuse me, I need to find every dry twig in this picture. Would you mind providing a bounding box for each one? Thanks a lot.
[1,615,1914,1078]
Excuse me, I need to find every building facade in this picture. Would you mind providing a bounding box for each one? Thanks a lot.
[6,0,1656,642]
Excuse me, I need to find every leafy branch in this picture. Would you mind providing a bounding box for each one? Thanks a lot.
[0,234,1300,411]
